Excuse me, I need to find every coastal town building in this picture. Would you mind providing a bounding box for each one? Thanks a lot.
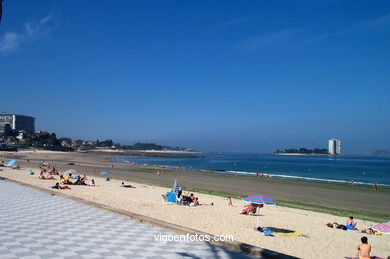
[328,139,341,155]
[0,114,35,134]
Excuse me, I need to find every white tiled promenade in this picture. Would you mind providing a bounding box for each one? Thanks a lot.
[0,180,253,259]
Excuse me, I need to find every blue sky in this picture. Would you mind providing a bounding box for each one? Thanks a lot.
[1,0,389,154]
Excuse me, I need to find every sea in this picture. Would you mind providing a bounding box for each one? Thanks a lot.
[113,153,390,188]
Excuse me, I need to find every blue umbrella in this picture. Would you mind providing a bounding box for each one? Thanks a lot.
[100,171,110,175]
[242,195,277,206]
[6,159,16,167]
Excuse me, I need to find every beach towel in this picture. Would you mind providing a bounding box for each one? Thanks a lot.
[255,227,308,237]
[262,228,273,236]
[273,232,308,237]
[345,257,384,259]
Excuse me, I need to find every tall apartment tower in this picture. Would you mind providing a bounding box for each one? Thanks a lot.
[328,139,341,155]
[0,114,35,134]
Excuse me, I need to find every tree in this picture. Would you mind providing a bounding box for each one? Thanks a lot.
[3,124,14,137]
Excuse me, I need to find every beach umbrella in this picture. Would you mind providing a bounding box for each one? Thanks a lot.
[6,159,16,167]
[64,169,77,175]
[371,222,390,234]
[172,179,177,193]
[100,171,110,175]
[242,195,277,206]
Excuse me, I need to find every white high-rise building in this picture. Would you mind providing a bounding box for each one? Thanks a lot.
[328,139,341,155]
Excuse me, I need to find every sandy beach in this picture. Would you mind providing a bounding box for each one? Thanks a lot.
[1,151,389,258]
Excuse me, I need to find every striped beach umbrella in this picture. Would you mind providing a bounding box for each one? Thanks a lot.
[242,195,277,206]
[371,222,390,234]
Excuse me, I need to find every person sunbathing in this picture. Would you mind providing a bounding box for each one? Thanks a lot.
[121,182,134,188]
[52,182,71,190]
[88,179,95,186]
[360,228,380,235]
[13,164,21,170]
[193,197,199,206]
[346,216,357,230]
[181,195,193,205]
[241,203,254,214]
[39,171,55,180]
[357,236,371,259]
[326,222,347,230]
[59,175,66,184]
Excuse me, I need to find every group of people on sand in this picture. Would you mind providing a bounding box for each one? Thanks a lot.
[177,192,199,206]
[0,161,22,169]
[39,167,56,180]
[327,216,382,259]
[327,216,381,235]
[38,169,96,190]
[256,172,272,179]
[58,173,95,186]
[156,170,164,176]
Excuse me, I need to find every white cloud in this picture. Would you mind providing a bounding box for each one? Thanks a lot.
[237,29,305,51]
[0,14,57,54]
[211,18,247,32]
[235,12,390,52]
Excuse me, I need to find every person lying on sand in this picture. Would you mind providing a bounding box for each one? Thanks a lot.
[13,164,21,170]
[347,216,358,230]
[121,182,134,188]
[360,228,381,235]
[327,222,347,230]
[52,182,71,190]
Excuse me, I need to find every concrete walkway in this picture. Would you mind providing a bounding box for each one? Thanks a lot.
[0,179,253,259]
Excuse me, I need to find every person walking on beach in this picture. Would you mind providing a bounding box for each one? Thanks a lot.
[357,236,371,259]
[227,197,233,206]
[374,182,378,191]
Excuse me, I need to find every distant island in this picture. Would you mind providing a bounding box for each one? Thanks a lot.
[275,148,329,155]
